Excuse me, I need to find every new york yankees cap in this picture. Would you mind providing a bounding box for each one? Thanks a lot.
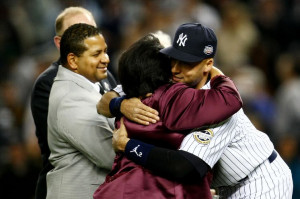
[160,23,217,63]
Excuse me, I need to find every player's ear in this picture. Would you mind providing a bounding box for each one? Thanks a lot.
[203,58,214,73]
[67,53,78,71]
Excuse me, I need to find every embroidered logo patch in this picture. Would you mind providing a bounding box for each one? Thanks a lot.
[193,129,214,145]
[177,33,188,47]
[203,45,214,55]
[130,145,143,157]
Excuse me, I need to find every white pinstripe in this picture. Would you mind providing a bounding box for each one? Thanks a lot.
[179,82,293,198]
[216,154,293,199]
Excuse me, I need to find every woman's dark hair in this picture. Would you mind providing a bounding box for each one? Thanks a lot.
[118,34,172,98]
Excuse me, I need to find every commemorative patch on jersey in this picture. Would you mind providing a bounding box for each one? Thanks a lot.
[193,129,214,145]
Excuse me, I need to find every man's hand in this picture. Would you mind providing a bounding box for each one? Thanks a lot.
[97,91,119,117]
[120,98,159,125]
[112,118,130,152]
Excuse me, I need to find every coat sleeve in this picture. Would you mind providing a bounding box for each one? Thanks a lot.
[56,95,115,170]
[160,75,242,130]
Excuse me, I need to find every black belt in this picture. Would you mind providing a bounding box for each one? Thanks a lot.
[238,150,278,183]
[268,150,277,163]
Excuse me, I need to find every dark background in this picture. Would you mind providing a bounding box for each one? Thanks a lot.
[0,0,299,198]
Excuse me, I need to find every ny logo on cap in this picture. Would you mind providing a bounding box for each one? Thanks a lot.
[177,33,188,47]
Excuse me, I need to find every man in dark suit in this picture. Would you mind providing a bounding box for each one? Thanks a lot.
[30,7,117,199]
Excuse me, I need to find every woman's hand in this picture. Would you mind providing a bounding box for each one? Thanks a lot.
[210,66,224,78]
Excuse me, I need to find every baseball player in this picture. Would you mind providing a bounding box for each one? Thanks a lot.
[102,23,293,198]
[180,84,293,198]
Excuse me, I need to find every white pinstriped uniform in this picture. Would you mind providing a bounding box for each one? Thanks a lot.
[179,82,293,199]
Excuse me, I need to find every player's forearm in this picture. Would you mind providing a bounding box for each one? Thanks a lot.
[146,147,209,181]
[123,139,209,181]
[97,91,120,117]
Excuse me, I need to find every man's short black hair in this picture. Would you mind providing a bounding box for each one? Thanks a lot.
[118,34,172,98]
[60,23,101,66]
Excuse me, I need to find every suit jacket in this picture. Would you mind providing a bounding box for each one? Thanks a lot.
[46,66,116,199]
[30,60,117,199]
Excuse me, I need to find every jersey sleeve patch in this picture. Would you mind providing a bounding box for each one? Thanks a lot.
[192,129,214,145]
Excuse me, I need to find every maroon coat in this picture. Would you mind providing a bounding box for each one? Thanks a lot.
[94,75,242,199]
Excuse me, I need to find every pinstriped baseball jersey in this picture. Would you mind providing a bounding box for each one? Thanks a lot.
[180,109,274,186]
[179,81,293,198]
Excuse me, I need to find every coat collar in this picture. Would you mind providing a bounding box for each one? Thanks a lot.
[55,65,98,92]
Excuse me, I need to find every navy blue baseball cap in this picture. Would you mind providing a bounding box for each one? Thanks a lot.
[160,23,217,63]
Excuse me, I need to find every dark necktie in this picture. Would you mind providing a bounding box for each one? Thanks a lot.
[98,82,105,95]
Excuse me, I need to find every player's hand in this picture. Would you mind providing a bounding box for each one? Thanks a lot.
[210,66,224,78]
[120,97,159,125]
[112,118,130,152]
